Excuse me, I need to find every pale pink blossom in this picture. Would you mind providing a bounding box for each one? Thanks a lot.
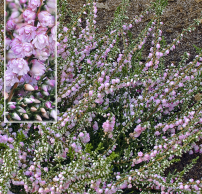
[10,39,23,57]
[23,9,36,24]
[5,69,19,87]
[45,0,56,13]
[7,58,29,76]
[6,20,16,31]
[30,59,46,78]
[28,0,41,11]
[16,25,37,42]
[10,10,20,20]
[38,11,55,28]
[45,101,52,109]
[20,0,27,3]
[33,47,50,61]
[36,26,48,35]
[12,112,21,121]
[32,34,49,49]
[50,109,57,120]
[22,42,33,57]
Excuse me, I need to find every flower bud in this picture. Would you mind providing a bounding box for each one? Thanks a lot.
[8,104,16,110]
[31,107,37,112]
[24,98,33,104]
[8,102,16,109]
[42,112,49,119]
[35,115,42,121]
[12,113,21,121]
[46,79,55,87]
[24,84,35,91]
[30,59,46,78]
[17,106,26,114]
[23,114,29,119]
[4,92,9,100]
[44,91,50,96]
[20,102,27,107]
[40,108,46,113]
[45,101,52,109]
[6,20,16,31]
[42,85,48,92]
[50,109,57,120]
[33,99,41,103]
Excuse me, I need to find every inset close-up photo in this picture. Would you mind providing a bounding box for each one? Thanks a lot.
[4,0,57,122]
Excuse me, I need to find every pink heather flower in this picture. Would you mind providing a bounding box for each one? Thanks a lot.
[35,26,48,35]
[45,101,52,109]
[138,152,143,157]
[144,154,150,160]
[46,0,56,13]
[17,107,26,114]
[156,52,163,59]
[16,25,37,42]
[10,38,22,47]
[10,38,23,57]
[7,58,29,76]
[30,59,46,78]
[8,102,16,110]
[165,50,169,55]
[38,11,55,28]
[42,85,48,92]
[134,124,145,137]
[156,44,160,49]
[189,150,193,154]
[22,42,33,57]
[63,27,68,32]
[32,34,49,49]
[20,74,37,86]
[23,9,36,24]
[93,121,98,130]
[79,132,90,144]
[164,88,169,93]
[28,0,41,11]
[10,10,20,20]
[12,112,21,121]
[38,188,44,193]
[46,79,55,87]
[123,25,127,30]
[6,20,16,31]
[33,47,50,61]
[79,132,84,138]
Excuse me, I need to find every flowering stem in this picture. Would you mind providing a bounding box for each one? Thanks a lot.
[36,0,44,17]
[7,76,22,103]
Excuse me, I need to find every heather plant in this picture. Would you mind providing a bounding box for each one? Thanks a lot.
[0,0,202,193]
[5,0,57,122]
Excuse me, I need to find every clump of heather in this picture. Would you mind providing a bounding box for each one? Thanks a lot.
[0,0,202,193]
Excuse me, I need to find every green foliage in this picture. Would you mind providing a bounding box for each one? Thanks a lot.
[16,130,26,143]
[193,44,202,54]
